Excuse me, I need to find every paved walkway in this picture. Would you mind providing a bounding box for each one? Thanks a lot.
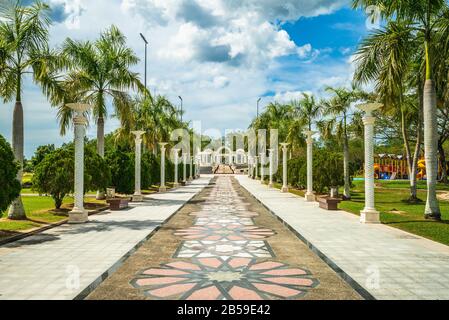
[236,175,449,300]
[0,177,211,300]
[88,176,360,300]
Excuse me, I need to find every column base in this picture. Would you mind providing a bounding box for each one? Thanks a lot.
[268,183,274,189]
[305,193,316,202]
[132,194,144,202]
[68,208,88,224]
[281,186,289,193]
[360,208,380,224]
[173,183,180,188]
[260,179,265,184]
[159,186,167,193]
[188,177,193,182]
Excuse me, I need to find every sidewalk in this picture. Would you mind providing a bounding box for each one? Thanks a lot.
[236,175,449,300]
[0,177,211,300]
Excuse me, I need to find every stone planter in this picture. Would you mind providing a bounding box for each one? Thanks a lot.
[107,198,130,211]
[318,197,341,211]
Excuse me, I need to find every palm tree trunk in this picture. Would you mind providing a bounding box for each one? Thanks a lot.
[343,134,351,200]
[8,101,26,220]
[423,79,441,220]
[96,116,106,200]
[401,110,416,200]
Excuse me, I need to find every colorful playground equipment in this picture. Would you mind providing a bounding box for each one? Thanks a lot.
[417,159,426,180]
[372,154,448,180]
[374,154,408,180]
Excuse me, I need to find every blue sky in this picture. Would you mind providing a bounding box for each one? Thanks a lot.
[0,0,371,158]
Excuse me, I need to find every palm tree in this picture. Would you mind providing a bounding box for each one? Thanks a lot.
[54,25,144,199]
[320,86,362,200]
[352,0,446,219]
[117,94,183,153]
[290,93,322,131]
[353,20,424,202]
[250,102,293,144]
[0,0,53,219]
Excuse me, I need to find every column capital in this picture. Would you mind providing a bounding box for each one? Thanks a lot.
[304,131,317,144]
[356,102,383,117]
[280,143,290,151]
[159,142,168,150]
[132,130,145,139]
[67,103,91,113]
[67,103,91,126]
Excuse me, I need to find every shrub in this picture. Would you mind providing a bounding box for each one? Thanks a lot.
[298,149,344,194]
[0,135,21,213]
[105,149,135,194]
[142,152,160,188]
[32,146,110,209]
[287,157,306,188]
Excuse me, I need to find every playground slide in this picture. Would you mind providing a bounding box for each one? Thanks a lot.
[417,160,426,180]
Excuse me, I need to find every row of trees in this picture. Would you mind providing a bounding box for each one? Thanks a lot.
[250,87,364,201]
[0,1,186,219]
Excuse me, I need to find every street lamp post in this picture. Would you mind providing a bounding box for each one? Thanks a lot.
[67,103,92,224]
[178,96,183,123]
[139,33,148,93]
[357,103,383,224]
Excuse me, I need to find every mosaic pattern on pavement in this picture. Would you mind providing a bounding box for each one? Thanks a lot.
[130,177,319,300]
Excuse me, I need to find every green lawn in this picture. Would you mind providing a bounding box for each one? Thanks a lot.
[339,182,449,246]
[363,179,449,191]
[0,196,107,237]
[259,178,449,246]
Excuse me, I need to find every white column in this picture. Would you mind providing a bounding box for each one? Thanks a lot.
[280,143,290,193]
[132,131,145,202]
[248,156,252,177]
[159,143,168,192]
[189,155,193,181]
[253,156,259,180]
[173,149,180,188]
[357,103,383,224]
[196,157,200,178]
[305,131,317,202]
[268,149,274,188]
[260,153,265,184]
[183,153,187,184]
[67,103,91,224]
